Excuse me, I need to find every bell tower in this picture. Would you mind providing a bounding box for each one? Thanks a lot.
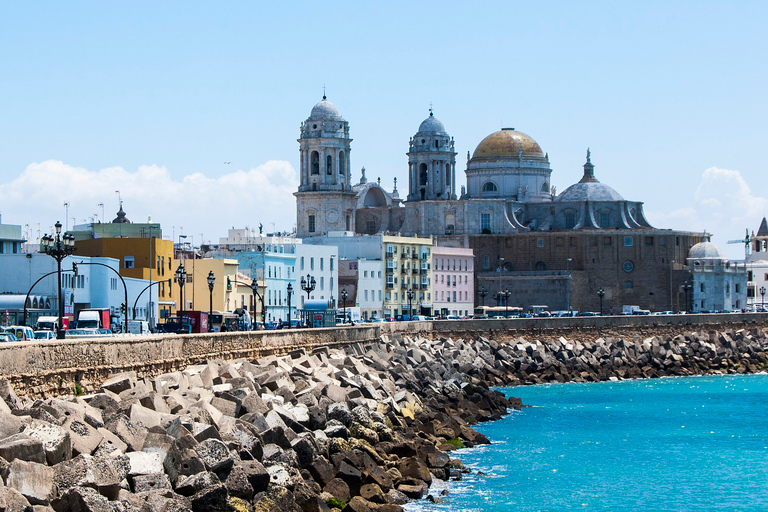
[407,110,457,201]
[295,96,357,237]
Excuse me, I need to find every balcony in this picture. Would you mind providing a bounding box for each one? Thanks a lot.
[386,283,394,289]
[412,268,419,274]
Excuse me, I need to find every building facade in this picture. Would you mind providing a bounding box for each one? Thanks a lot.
[383,235,433,318]
[687,241,748,312]
[432,246,474,317]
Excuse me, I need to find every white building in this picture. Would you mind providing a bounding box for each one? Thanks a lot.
[746,217,768,310]
[687,241,748,312]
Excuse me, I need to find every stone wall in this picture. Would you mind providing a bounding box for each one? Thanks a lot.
[2,313,767,399]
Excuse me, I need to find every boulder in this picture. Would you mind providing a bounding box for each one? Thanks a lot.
[7,459,57,505]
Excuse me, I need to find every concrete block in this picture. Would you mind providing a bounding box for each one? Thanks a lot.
[0,380,22,411]
[100,372,137,394]
[126,451,164,476]
[0,433,46,463]
[194,438,233,472]
[104,414,146,451]
[23,419,72,465]
[93,428,127,457]
[64,418,102,457]
[131,473,172,493]
[53,454,121,500]
[0,411,25,439]
[8,459,56,505]
[174,471,221,497]
[129,403,163,429]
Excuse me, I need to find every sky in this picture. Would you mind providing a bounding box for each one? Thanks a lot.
[1,1,766,258]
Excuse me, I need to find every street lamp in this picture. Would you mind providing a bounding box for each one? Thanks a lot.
[761,286,766,311]
[286,283,293,328]
[301,274,316,302]
[250,278,265,326]
[597,288,605,316]
[40,221,76,339]
[479,288,488,306]
[341,288,348,324]
[207,271,215,332]
[406,288,414,320]
[175,263,186,313]
[503,290,511,317]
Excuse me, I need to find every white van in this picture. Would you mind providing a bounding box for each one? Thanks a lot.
[125,320,151,335]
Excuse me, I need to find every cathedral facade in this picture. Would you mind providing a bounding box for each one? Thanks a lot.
[295,97,705,313]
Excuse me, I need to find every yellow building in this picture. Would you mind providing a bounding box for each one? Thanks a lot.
[169,257,240,316]
[74,236,175,323]
[383,234,433,318]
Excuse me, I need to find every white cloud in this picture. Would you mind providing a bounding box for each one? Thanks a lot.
[647,166,767,259]
[0,160,299,243]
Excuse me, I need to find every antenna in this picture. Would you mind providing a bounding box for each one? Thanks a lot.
[322,84,326,100]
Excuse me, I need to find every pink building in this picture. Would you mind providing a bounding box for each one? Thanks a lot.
[432,246,474,317]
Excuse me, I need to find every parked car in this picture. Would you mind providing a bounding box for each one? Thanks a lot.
[2,326,34,341]
[34,330,56,340]
[0,332,18,342]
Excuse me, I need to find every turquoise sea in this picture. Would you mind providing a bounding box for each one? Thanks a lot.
[405,374,768,512]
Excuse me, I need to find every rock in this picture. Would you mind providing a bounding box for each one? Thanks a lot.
[53,455,121,500]
[100,372,136,395]
[323,478,350,503]
[126,451,164,476]
[52,486,113,512]
[174,471,221,497]
[396,457,432,486]
[266,464,292,487]
[7,459,57,505]
[130,473,172,493]
[24,420,72,466]
[327,404,352,427]
[396,482,428,499]
[222,465,254,501]
[194,439,233,473]
[359,483,386,504]
[0,434,46,464]
[307,457,336,488]
[190,484,229,512]
[63,419,102,457]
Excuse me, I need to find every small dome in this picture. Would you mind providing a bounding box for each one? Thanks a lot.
[310,97,342,119]
[417,113,446,134]
[112,205,131,224]
[688,241,726,260]
[472,128,545,160]
[556,182,624,202]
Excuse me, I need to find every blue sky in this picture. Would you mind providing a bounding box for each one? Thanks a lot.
[1,1,766,257]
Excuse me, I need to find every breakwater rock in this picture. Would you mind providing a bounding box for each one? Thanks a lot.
[0,333,519,511]
[490,327,768,385]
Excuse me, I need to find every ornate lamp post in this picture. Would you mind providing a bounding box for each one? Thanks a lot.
[206,271,215,332]
[761,286,766,311]
[286,283,293,328]
[503,290,511,317]
[175,263,186,313]
[341,288,348,324]
[597,287,605,316]
[250,278,266,327]
[40,221,76,339]
[479,288,488,306]
[406,288,414,320]
[301,274,316,302]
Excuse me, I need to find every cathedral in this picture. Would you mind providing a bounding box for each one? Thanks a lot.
[295,96,705,313]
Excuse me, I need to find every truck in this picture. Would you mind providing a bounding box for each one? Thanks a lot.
[336,306,361,324]
[177,311,209,333]
[123,320,151,335]
[36,315,63,331]
[77,309,111,330]
[622,305,640,315]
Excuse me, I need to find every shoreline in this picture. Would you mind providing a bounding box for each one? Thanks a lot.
[0,326,763,511]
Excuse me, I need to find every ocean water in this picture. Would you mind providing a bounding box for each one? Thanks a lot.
[405,374,768,512]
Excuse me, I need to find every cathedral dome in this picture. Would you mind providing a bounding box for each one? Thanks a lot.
[556,181,624,202]
[688,241,726,260]
[310,97,343,119]
[417,113,446,134]
[471,128,545,160]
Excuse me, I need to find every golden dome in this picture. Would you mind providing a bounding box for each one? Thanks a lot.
[471,128,545,160]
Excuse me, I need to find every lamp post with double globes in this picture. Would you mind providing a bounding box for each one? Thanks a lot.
[761,286,767,311]
[40,221,76,339]
[406,288,414,320]
[479,288,488,307]
[207,271,215,332]
[597,288,606,316]
[175,264,187,313]
[340,288,348,324]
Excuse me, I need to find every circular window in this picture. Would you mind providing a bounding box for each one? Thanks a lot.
[421,139,425,143]
[623,261,634,273]
[312,124,317,129]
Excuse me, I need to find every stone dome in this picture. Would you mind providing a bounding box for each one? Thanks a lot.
[417,113,446,134]
[471,128,545,160]
[556,181,624,202]
[310,97,343,119]
[688,241,726,260]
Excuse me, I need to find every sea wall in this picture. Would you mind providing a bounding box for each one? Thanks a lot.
[1,313,767,399]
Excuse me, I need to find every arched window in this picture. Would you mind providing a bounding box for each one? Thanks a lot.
[535,261,547,271]
[419,163,428,186]
[311,151,319,175]
[338,151,345,175]
[326,155,333,175]
[482,182,498,192]
[445,164,451,186]
[541,182,549,193]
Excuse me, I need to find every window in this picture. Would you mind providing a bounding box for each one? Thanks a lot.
[311,151,319,175]
[346,215,350,231]
[700,283,705,292]
[364,271,368,278]
[310,257,314,270]
[320,277,324,290]
[565,213,575,229]
[625,281,633,289]
[386,244,394,255]
[483,255,490,270]
[623,261,634,273]
[326,155,333,175]
[378,290,382,301]
[364,290,368,301]
[537,238,545,248]
[301,256,305,270]
[600,212,610,228]
[481,213,491,232]
[482,182,497,192]
[339,151,345,175]
[541,182,549,193]
[645,236,654,246]
[124,256,134,269]
[624,236,633,247]
[308,215,316,233]
[446,164,451,185]
[320,258,324,271]
[604,237,612,246]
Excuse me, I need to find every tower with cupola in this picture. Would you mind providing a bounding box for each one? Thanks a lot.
[295,96,358,238]
[407,110,457,201]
